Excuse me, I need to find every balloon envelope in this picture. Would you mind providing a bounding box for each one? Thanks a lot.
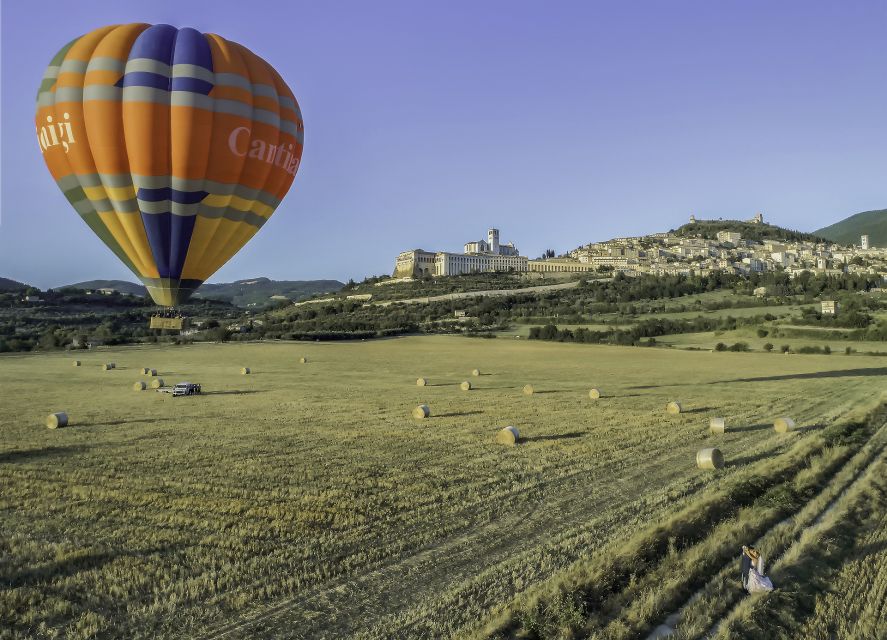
[36,24,303,306]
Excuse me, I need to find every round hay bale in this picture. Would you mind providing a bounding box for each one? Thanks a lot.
[241,367,251,375]
[416,377,427,386]
[150,369,158,376]
[666,401,682,414]
[472,369,481,377]
[588,388,602,399]
[523,384,534,395]
[774,417,796,433]
[46,412,68,429]
[109,363,116,369]
[412,404,430,419]
[496,426,520,446]
[460,381,472,391]
[710,417,726,434]
[141,367,150,374]
[696,447,725,470]
[72,360,81,367]
[133,381,147,391]
[101,363,112,370]
[150,378,164,389]
[299,357,308,364]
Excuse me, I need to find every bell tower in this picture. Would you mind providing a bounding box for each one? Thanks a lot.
[488,228,500,254]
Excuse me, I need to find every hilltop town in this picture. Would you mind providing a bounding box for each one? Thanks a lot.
[393,213,887,283]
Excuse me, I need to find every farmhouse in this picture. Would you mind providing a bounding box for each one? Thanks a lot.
[821,300,838,315]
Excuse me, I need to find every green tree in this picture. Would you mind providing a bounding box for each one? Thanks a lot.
[208,326,231,342]
[38,327,59,350]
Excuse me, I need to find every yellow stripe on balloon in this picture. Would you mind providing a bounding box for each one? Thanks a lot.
[96,212,151,277]
[117,214,157,275]
[180,216,223,281]
[87,184,137,202]
[202,194,274,217]
[149,287,178,307]
[199,221,258,281]
[181,217,238,281]
[97,211,159,278]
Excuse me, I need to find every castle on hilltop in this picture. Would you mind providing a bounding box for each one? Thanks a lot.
[690,212,764,225]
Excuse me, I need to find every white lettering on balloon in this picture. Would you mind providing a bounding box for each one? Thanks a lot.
[36,113,75,154]
[227,126,300,176]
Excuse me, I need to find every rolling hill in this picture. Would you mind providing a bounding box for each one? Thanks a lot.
[193,278,344,307]
[61,279,148,296]
[0,277,31,291]
[59,277,344,307]
[675,219,826,243]
[815,209,887,247]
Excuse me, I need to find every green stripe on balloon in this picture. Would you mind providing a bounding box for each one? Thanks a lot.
[35,37,79,100]
[56,175,141,277]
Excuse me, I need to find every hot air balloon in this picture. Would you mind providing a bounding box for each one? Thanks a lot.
[35,23,303,324]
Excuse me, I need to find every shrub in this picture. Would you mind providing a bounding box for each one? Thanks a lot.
[781,345,791,353]
[715,342,727,351]
[763,342,774,352]
[756,328,769,338]
[798,345,824,354]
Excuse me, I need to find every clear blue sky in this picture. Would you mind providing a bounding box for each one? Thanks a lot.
[1,0,885,288]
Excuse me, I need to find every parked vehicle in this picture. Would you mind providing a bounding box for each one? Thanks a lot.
[172,382,202,397]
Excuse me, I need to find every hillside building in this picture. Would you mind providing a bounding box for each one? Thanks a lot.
[861,235,870,250]
[716,231,742,245]
[528,259,597,273]
[462,228,519,256]
[394,228,524,277]
[394,249,437,277]
[434,251,527,276]
[821,300,838,315]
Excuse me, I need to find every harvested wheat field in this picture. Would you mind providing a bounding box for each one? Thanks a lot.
[1,336,885,640]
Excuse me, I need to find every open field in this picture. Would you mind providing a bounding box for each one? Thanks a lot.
[2,336,886,639]
[658,328,887,354]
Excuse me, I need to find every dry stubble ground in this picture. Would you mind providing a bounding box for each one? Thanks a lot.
[1,336,885,639]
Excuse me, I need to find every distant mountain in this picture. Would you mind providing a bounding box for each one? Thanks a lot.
[675,219,826,244]
[0,277,31,291]
[194,278,345,307]
[815,209,887,248]
[60,277,344,307]
[61,280,148,296]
